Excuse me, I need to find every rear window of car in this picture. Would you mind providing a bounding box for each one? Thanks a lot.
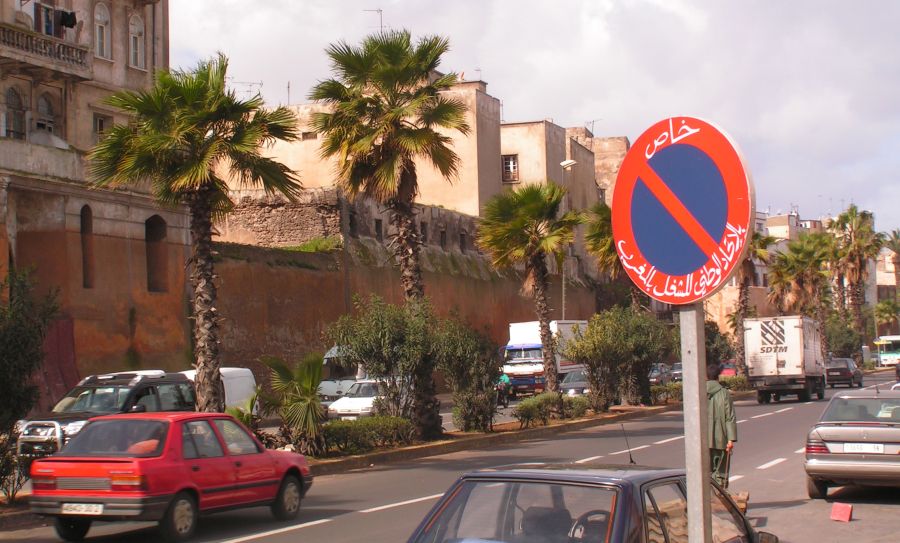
[826,359,850,369]
[821,398,900,422]
[58,420,168,457]
[52,386,131,414]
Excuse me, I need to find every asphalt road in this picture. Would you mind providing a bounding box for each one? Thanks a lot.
[5,371,899,543]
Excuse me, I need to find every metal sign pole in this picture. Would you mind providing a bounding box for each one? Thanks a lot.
[680,303,712,543]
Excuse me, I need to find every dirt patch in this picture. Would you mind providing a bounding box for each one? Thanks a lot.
[0,502,48,531]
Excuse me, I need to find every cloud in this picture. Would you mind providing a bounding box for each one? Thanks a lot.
[170,0,900,231]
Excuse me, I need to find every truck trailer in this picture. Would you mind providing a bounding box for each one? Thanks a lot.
[744,315,826,404]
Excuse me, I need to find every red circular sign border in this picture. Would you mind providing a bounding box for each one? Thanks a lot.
[611,117,754,305]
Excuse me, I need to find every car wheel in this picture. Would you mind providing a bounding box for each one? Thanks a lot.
[829,383,834,389]
[858,379,863,388]
[773,393,781,402]
[817,384,825,400]
[798,389,811,402]
[272,474,302,521]
[54,517,91,542]
[807,476,828,499]
[159,492,198,542]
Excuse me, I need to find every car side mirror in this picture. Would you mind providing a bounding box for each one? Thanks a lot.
[758,532,779,543]
[129,404,147,413]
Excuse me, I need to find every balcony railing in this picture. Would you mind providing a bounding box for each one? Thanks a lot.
[0,23,90,78]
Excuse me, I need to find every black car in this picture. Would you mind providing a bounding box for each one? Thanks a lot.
[670,363,683,382]
[16,371,195,459]
[560,369,590,396]
[407,463,779,543]
[825,358,863,388]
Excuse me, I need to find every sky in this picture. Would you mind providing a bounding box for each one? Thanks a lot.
[169,1,900,232]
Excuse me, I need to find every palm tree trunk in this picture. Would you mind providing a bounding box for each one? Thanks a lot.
[834,272,847,318]
[388,199,424,301]
[735,278,749,377]
[530,254,558,395]
[188,189,223,413]
[849,280,865,337]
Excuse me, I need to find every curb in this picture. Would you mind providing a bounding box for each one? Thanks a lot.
[309,401,696,476]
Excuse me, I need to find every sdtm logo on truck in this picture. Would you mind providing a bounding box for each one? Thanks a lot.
[760,320,788,354]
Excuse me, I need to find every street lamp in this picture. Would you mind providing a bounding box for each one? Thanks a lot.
[560,159,577,320]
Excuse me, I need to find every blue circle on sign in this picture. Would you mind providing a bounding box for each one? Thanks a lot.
[631,144,728,276]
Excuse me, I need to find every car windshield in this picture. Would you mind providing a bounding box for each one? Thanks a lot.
[346,382,379,398]
[826,359,850,369]
[672,363,682,371]
[52,386,131,414]
[821,398,900,423]
[562,370,586,384]
[506,348,543,361]
[411,479,617,543]
[58,420,168,457]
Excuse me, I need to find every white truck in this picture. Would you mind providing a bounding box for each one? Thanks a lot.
[502,320,587,395]
[744,315,826,404]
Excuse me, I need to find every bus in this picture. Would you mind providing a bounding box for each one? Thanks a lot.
[875,336,900,366]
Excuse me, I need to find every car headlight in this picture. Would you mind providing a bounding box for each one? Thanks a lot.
[63,421,87,437]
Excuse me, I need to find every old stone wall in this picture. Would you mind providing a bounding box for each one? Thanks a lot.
[217,188,342,247]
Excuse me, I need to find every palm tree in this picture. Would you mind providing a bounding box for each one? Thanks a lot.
[733,231,775,375]
[261,354,326,456]
[310,30,469,301]
[584,202,645,307]
[886,229,900,306]
[90,54,302,412]
[875,299,900,336]
[830,205,885,338]
[477,182,583,394]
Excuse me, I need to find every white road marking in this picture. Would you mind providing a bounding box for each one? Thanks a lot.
[220,519,333,543]
[654,436,684,445]
[795,447,806,454]
[576,455,605,463]
[360,493,444,513]
[775,407,793,413]
[757,458,787,470]
[729,475,744,483]
[610,445,650,455]
[751,412,774,419]
[736,419,748,424]
[803,402,813,405]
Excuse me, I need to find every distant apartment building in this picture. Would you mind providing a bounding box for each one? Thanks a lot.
[1,1,189,401]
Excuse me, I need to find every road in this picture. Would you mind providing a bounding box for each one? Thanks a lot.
[5,371,899,543]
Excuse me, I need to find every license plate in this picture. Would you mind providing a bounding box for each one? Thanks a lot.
[340,416,358,421]
[828,371,841,375]
[61,503,103,515]
[844,443,884,454]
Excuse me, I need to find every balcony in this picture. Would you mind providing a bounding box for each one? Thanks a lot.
[0,23,91,80]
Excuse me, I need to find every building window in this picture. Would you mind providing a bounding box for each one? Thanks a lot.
[33,2,55,37]
[94,3,111,60]
[440,230,447,250]
[93,113,112,144]
[374,219,383,242]
[301,131,317,141]
[459,231,467,253]
[145,215,168,293]
[129,15,146,69]
[502,154,519,183]
[420,222,428,244]
[5,89,26,140]
[80,206,94,289]
[36,94,54,133]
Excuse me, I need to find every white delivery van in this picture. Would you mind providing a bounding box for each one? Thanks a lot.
[744,316,826,404]
[180,367,257,410]
[502,320,587,395]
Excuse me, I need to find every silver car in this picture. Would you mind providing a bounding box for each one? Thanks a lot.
[804,391,900,498]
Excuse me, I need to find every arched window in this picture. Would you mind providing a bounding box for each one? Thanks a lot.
[80,206,94,289]
[5,89,25,140]
[145,215,167,292]
[94,3,111,60]
[36,94,54,133]
[129,15,145,69]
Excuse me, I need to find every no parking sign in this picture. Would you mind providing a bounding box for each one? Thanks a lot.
[612,117,754,305]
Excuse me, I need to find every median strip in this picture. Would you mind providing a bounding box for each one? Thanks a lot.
[756,458,786,470]
[360,493,444,513]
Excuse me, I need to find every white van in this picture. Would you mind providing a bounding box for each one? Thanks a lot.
[180,367,257,410]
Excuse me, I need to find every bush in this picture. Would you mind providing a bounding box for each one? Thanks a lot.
[513,394,553,428]
[0,432,28,504]
[665,382,683,402]
[650,385,669,405]
[452,391,497,432]
[565,395,590,418]
[322,416,415,455]
[720,376,750,391]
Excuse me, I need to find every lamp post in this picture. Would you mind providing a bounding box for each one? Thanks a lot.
[560,159,577,320]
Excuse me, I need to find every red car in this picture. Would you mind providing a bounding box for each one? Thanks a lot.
[719,362,738,378]
[29,412,312,542]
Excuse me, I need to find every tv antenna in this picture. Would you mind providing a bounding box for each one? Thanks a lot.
[586,118,602,135]
[364,8,384,32]
[226,77,263,100]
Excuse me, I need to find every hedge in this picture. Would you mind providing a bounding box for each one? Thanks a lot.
[322,416,415,455]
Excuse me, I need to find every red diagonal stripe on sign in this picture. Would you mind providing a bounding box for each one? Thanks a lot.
[636,161,720,257]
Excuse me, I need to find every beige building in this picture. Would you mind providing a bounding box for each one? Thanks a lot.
[1,1,190,404]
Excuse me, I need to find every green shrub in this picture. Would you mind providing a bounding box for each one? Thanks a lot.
[513,394,552,428]
[565,395,589,418]
[322,416,415,455]
[451,391,496,432]
[283,236,343,253]
[720,375,750,391]
[650,385,669,405]
[665,382,683,402]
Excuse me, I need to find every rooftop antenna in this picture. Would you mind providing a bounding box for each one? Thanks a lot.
[226,77,263,100]
[620,423,636,465]
[364,8,384,32]
[286,81,290,105]
[586,118,602,134]
[475,67,482,81]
